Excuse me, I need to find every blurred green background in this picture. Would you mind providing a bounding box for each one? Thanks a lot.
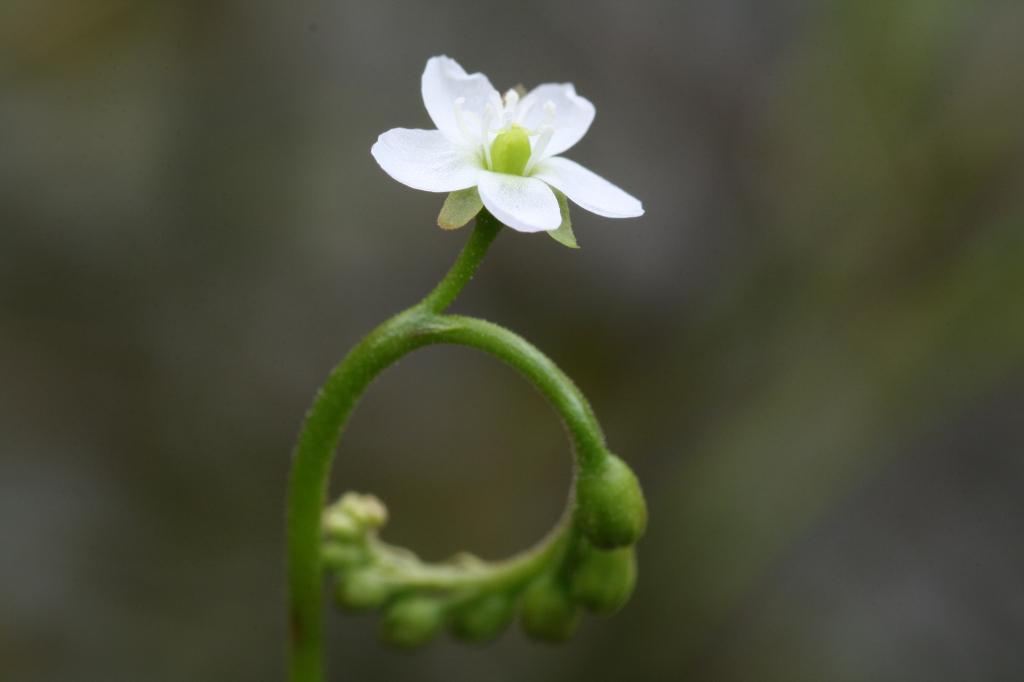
[2,1,1023,680]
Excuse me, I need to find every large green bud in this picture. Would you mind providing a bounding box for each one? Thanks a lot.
[576,453,647,549]
[450,592,516,643]
[520,575,580,642]
[379,596,446,648]
[570,545,637,614]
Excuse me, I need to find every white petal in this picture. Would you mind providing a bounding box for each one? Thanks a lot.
[371,128,482,192]
[517,83,595,159]
[477,171,562,233]
[421,56,499,145]
[532,157,644,219]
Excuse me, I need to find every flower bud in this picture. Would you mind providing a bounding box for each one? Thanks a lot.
[322,506,361,542]
[520,575,580,642]
[379,596,445,648]
[339,492,388,530]
[570,545,637,614]
[576,454,647,549]
[335,569,391,611]
[322,542,368,569]
[450,592,515,643]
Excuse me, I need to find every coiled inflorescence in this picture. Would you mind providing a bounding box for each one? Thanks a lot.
[322,454,645,648]
[287,211,647,680]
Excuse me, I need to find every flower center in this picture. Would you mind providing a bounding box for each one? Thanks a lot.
[450,90,560,175]
[489,124,532,176]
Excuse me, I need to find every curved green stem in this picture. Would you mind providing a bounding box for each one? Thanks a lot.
[286,213,609,681]
[356,518,572,594]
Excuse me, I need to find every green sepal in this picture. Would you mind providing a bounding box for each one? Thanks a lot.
[546,190,579,249]
[570,544,637,614]
[576,453,647,549]
[438,187,484,230]
[379,596,446,648]
[520,575,581,642]
[450,592,516,642]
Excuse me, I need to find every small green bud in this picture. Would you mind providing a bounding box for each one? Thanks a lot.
[450,592,515,643]
[520,575,581,642]
[339,492,388,530]
[570,545,637,614]
[322,542,368,569]
[489,125,532,176]
[447,551,486,569]
[380,596,445,648]
[322,506,361,541]
[576,454,647,549]
[335,569,391,611]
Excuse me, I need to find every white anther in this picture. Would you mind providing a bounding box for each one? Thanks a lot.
[498,89,518,127]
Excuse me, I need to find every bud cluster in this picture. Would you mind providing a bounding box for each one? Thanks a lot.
[321,463,645,648]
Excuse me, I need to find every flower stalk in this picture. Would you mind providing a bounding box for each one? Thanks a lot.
[286,211,646,681]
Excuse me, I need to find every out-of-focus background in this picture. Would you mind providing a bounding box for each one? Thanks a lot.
[2,1,1023,680]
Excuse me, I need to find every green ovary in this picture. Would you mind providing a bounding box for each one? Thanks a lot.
[489,125,532,175]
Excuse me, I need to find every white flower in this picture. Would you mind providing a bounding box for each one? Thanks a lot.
[371,56,644,233]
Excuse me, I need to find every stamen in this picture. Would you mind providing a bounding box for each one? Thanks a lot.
[452,97,474,141]
[517,98,558,136]
[524,124,555,174]
[481,103,495,168]
[542,100,557,126]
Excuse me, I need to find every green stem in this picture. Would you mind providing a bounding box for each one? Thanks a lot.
[361,519,572,593]
[286,213,609,681]
[421,210,501,313]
